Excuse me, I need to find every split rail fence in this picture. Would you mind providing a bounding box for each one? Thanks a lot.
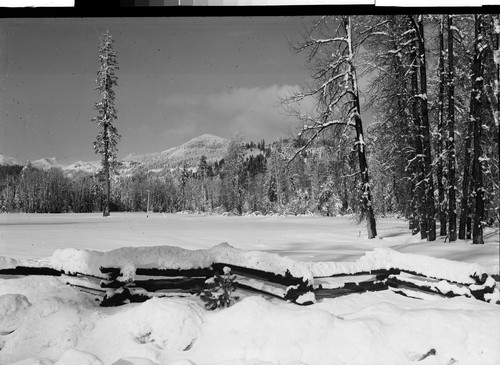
[1,256,498,306]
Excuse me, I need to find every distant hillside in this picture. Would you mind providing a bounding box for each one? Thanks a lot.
[30,157,62,170]
[0,134,265,176]
[63,160,101,175]
[123,134,230,170]
[0,154,20,166]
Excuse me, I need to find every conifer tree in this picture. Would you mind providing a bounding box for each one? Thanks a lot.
[92,31,120,217]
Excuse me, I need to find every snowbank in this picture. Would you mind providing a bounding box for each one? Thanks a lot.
[0,256,17,270]
[1,243,499,365]
[0,294,31,335]
[308,247,490,284]
[4,245,493,288]
[8,243,314,285]
[2,292,499,365]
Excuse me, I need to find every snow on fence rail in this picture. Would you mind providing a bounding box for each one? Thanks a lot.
[0,244,498,306]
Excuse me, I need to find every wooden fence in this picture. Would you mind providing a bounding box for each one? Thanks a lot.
[1,259,498,306]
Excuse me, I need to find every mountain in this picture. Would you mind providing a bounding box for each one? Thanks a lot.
[124,134,229,170]
[0,155,64,170]
[0,154,20,166]
[30,157,62,170]
[0,134,234,175]
[63,160,101,175]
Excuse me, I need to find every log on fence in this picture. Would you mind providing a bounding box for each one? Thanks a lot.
[98,262,314,306]
[102,277,207,292]
[385,276,463,299]
[1,255,498,306]
[312,268,499,304]
[212,263,313,303]
[100,267,214,281]
[100,287,196,307]
[316,280,389,299]
[0,266,64,276]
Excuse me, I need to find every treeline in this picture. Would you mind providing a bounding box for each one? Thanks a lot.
[359,14,499,243]
[282,14,499,243]
[0,139,363,217]
[0,119,497,233]
[0,163,102,213]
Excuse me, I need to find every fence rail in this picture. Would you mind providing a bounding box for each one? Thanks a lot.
[1,258,498,306]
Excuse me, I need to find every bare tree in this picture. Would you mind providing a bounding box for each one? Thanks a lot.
[408,14,437,241]
[286,16,377,238]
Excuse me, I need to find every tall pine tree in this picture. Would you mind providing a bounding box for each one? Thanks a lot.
[92,31,120,217]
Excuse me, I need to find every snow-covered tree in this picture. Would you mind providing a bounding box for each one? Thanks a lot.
[363,15,418,225]
[286,16,377,238]
[407,14,437,241]
[446,14,458,242]
[221,138,246,214]
[91,31,120,217]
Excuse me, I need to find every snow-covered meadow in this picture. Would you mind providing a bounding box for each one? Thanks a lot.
[0,213,499,365]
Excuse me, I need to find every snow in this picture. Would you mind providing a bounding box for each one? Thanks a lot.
[63,160,101,175]
[308,247,491,284]
[123,134,228,169]
[0,132,227,175]
[30,157,62,171]
[0,213,499,365]
[0,256,17,269]
[0,154,20,166]
[3,291,497,365]
[0,294,31,335]
[8,243,312,285]
[295,292,316,305]
[53,349,104,365]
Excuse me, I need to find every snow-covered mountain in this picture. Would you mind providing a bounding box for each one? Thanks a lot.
[30,157,62,170]
[0,134,231,175]
[124,134,229,170]
[0,155,63,170]
[63,160,101,175]
[0,153,20,166]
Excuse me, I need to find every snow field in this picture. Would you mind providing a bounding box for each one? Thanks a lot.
[0,213,499,365]
[1,279,499,365]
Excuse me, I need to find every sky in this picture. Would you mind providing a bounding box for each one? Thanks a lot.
[0,17,315,163]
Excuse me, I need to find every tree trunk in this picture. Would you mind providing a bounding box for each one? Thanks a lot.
[460,15,482,241]
[417,15,436,241]
[437,16,447,237]
[472,123,485,245]
[103,124,110,217]
[447,14,457,242]
[346,16,377,238]
[353,115,377,238]
[491,14,500,216]
[410,45,427,240]
[458,118,474,240]
[472,15,485,245]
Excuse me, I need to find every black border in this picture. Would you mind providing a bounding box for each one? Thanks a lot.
[1,5,499,18]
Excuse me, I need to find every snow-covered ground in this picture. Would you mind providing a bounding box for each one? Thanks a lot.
[0,213,499,365]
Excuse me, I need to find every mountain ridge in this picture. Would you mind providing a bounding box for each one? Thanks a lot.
[0,153,20,166]
[0,134,231,174]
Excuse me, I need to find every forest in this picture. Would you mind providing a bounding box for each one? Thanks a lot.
[0,14,498,244]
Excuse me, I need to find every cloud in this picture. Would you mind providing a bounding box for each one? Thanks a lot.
[158,84,315,143]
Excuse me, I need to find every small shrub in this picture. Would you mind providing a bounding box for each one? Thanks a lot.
[198,267,239,310]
